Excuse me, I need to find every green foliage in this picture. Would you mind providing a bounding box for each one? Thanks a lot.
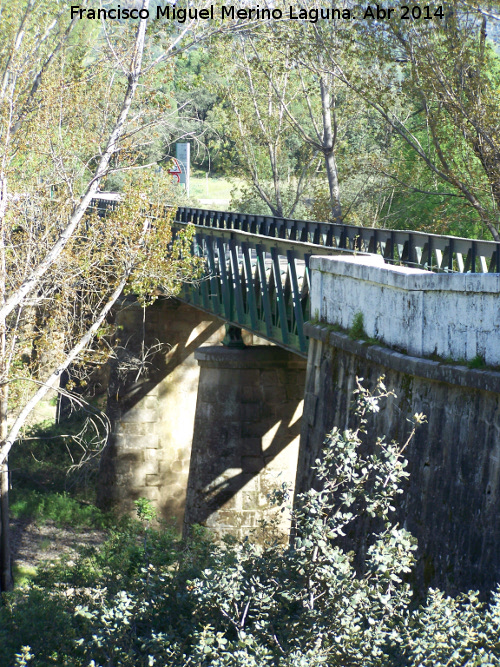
[468,355,487,370]
[377,134,485,238]
[349,312,366,340]
[135,497,158,524]
[10,490,108,530]
[11,564,37,589]
[2,382,500,665]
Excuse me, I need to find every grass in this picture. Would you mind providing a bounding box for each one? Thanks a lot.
[308,313,379,346]
[12,564,37,588]
[349,312,366,340]
[189,172,243,207]
[468,354,487,370]
[10,489,110,529]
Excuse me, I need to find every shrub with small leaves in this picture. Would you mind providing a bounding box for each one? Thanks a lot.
[2,379,500,666]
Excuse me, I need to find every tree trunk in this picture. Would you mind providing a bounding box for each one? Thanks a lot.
[0,442,12,592]
[319,76,342,223]
[324,150,342,223]
[0,174,11,592]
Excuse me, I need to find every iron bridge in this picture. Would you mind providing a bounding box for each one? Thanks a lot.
[94,197,500,357]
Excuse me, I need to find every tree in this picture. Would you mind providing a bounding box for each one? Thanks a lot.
[252,2,367,223]
[325,1,500,239]
[231,5,387,224]
[209,32,319,218]
[0,0,155,594]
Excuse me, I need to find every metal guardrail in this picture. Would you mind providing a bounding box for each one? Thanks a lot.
[176,206,500,274]
[174,223,356,357]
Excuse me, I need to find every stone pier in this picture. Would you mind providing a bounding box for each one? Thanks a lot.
[183,346,306,541]
[98,297,277,531]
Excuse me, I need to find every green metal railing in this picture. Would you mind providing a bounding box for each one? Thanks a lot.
[174,223,355,357]
[176,206,500,274]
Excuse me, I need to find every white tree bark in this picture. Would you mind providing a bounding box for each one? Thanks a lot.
[0,0,150,323]
[0,0,150,592]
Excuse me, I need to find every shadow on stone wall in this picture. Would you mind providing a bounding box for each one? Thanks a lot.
[298,324,500,597]
[98,298,228,527]
[183,346,306,541]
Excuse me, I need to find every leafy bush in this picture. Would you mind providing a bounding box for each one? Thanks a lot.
[2,380,500,666]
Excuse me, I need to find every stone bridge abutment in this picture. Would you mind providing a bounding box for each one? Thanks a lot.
[298,255,500,594]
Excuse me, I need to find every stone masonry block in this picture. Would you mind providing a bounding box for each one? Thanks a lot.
[240,403,262,422]
[241,419,275,438]
[168,484,186,499]
[116,472,134,486]
[144,396,158,410]
[241,474,260,492]
[285,384,306,400]
[276,369,289,384]
[261,370,278,386]
[283,370,304,386]
[120,405,158,423]
[240,386,262,404]
[263,386,287,404]
[242,490,259,507]
[114,434,150,453]
[241,456,264,473]
[257,492,271,507]
[170,460,185,473]
[146,474,161,486]
[214,511,245,528]
[134,487,160,502]
[197,386,231,405]
[113,459,133,475]
[241,438,262,456]
[137,460,159,476]
[240,511,257,528]
[198,368,260,387]
[219,494,243,511]
[115,422,149,436]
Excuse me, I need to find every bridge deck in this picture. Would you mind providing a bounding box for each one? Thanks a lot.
[93,197,500,356]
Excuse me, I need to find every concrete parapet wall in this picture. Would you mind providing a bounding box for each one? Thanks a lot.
[184,346,306,541]
[310,255,500,364]
[298,322,500,594]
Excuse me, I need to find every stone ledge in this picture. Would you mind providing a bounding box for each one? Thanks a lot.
[195,345,306,368]
[304,322,500,394]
